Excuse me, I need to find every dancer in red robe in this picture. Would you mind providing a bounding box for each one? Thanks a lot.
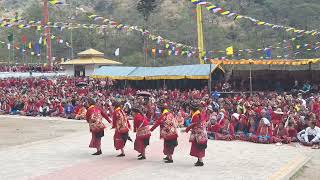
[132,107,151,160]
[185,102,207,167]
[150,100,178,163]
[112,100,132,157]
[85,98,112,155]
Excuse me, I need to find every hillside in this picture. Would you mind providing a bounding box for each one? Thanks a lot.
[0,0,319,66]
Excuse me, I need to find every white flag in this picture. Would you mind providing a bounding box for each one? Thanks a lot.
[115,48,120,56]
[7,43,10,50]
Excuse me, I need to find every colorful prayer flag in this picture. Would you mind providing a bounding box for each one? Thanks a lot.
[226,46,234,56]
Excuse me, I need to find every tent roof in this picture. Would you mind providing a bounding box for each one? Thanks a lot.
[91,64,221,80]
[78,48,104,57]
[60,57,122,65]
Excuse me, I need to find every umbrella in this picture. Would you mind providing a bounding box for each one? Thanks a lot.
[136,91,151,97]
[77,82,87,87]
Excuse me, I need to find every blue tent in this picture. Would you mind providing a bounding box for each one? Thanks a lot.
[92,64,223,80]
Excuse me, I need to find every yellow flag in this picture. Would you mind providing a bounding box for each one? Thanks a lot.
[28,42,32,49]
[226,46,234,56]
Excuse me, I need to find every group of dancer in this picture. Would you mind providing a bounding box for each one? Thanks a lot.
[85,98,208,167]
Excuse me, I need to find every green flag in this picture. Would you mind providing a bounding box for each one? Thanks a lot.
[7,33,13,42]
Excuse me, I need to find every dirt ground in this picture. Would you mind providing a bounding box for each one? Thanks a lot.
[0,116,87,150]
[291,152,320,180]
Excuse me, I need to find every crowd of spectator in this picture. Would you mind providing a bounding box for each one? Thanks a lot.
[0,65,62,72]
[0,76,319,149]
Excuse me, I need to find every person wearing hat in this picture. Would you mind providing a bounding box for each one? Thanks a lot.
[185,101,207,167]
[112,99,132,157]
[255,118,273,144]
[85,98,112,155]
[150,99,178,163]
[132,107,151,160]
[271,108,285,129]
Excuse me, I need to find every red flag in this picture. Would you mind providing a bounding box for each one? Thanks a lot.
[21,35,27,44]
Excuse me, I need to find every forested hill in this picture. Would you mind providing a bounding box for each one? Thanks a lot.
[0,0,319,66]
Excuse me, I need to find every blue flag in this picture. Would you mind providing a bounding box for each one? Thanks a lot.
[265,48,272,59]
[34,43,40,55]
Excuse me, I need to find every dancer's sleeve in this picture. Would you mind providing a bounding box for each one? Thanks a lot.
[101,109,112,124]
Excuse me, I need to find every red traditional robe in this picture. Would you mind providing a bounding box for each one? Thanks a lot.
[254,125,273,144]
[210,117,225,133]
[112,107,131,150]
[186,110,207,158]
[133,113,151,154]
[271,112,283,128]
[86,105,111,148]
[272,126,291,144]
[215,122,235,141]
[150,109,178,155]
[237,114,249,134]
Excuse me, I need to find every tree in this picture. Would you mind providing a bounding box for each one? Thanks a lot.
[137,0,159,22]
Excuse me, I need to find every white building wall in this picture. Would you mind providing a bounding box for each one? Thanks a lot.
[64,65,74,76]
[85,65,96,76]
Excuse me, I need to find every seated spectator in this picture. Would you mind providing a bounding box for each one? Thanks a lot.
[298,121,320,148]
[64,101,75,119]
[239,118,257,141]
[272,122,291,144]
[287,122,298,142]
[253,118,273,144]
[0,100,11,115]
[214,118,235,141]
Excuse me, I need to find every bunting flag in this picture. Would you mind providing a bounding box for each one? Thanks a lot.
[152,48,156,58]
[21,35,27,44]
[49,0,64,5]
[190,0,320,37]
[7,32,13,42]
[265,48,272,59]
[210,59,320,65]
[226,46,233,56]
[115,48,120,56]
[88,14,196,51]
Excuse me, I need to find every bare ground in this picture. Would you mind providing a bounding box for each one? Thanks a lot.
[0,115,87,149]
[291,151,320,180]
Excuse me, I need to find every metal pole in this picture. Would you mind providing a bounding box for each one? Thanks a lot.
[13,29,15,64]
[43,0,52,70]
[71,29,74,59]
[209,63,212,95]
[249,62,253,95]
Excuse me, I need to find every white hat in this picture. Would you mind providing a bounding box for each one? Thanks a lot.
[274,108,284,115]
[231,113,240,120]
[262,118,270,126]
